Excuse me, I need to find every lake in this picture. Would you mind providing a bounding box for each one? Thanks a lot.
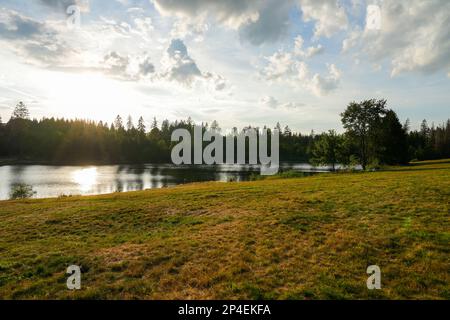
[0,163,334,200]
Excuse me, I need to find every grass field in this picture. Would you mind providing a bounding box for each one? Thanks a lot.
[0,160,449,299]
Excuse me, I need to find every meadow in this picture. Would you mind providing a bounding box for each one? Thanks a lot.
[0,160,449,299]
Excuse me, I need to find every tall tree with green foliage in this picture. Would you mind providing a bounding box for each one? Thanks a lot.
[311,130,344,171]
[210,120,221,132]
[375,110,409,164]
[0,106,448,165]
[341,99,388,170]
[114,115,123,130]
[11,101,30,120]
[126,115,134,131]
[137,116,146,133]
[151,117,158,130]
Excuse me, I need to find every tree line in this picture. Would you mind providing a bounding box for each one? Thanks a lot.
[0,100,449,168]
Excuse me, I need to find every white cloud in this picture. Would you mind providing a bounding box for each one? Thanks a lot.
[151,0,292,45]
[260,96,278,108]
[152,0,348,42]
[280,101,306,109]
[0,8,226,91]
[309,64,341,96]
[343,0,450,76]
[38,0,90,13]
[103,51,130,77]
[342,27,362,53]
[139,56,156,76]
[260,96,305,109]
[95,51,156,81]
[160,39,227,90]
[0,9,77,67]
[297,0,348,38]
[152,0,349,43]
[261,47,341,96]
[0,9,161,81]
[204,73,227,91]
[294,35,324,58]
[170,19,209,41]
[98,16,133,38]
[262,51,308,81]
[132,17,154,39]
[238,0,292,45]
[151,0,261,29]
[160,38,202,86]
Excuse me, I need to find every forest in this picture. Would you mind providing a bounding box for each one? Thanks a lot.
[0,99,449,168]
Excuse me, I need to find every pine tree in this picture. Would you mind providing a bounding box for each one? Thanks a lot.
[12,101,30,119]
[377,110,409,164]
[210,120,220,132]
[275,122,281,132]
[284,125,292,136]
[151,117,158,130]
[126,115,134,131]
[403,118,410,133]
[161,119,169,135]
[137,116,146,133]
[114,115,123,130]
[420,119,429,136]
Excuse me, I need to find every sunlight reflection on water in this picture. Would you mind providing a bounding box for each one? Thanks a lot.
[0,163,337,200]
[72,167,98,192]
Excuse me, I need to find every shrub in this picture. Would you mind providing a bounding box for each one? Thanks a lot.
[367,159,382,171]
[9,184,36,200]
[248,173,263,181]
[277,170,308,178]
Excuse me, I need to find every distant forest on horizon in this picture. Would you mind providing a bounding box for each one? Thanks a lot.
[0,100,449,168]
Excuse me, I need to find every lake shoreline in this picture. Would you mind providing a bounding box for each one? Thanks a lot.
[0,162,333,200]
[0,158,162,166]
[0,158,316,167]
[1,159,448,299]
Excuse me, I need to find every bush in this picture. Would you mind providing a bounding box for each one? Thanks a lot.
[277,170,308,178]
[348,155,360,167]
[367,159,382,171]
[9,184,36,200]
[248,170,310,181]
[248,173,263,181]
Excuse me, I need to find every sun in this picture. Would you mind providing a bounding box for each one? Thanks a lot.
[40,71,143,122]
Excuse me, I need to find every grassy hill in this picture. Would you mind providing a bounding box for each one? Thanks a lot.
[0,160,449,299]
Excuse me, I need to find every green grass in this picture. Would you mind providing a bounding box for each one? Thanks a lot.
[0,160,449,299]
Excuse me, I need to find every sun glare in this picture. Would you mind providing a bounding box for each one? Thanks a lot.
[72,167,98,192]
[42,72,143,121]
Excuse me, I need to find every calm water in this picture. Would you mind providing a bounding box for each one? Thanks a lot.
[0,163,332,200]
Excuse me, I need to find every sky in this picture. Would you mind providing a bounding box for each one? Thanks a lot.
[0,0,449,133]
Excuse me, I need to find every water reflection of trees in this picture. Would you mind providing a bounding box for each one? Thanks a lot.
[2,163,314,200]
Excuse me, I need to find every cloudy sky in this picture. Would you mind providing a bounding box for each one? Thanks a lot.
[0,0,449,132]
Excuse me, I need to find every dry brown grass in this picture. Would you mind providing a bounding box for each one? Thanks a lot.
[0,160,449,299]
